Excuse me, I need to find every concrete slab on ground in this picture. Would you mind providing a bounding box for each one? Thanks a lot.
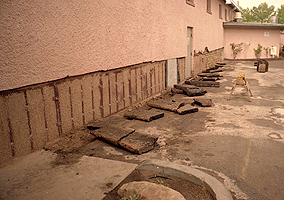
[0,150,137,200]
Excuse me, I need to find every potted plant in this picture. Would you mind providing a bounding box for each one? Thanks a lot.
[230,42,244,59]
[254,44,263,59]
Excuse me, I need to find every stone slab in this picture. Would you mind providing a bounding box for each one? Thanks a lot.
[198,73,223,77]
[176,104,198,115]
[171,88,184,94]
[118,132,158,154]
[171,98,195,106]
[185,80,220,87]
[201,77,219,81]
[124,109,164,122]
[88,125,135,146]
[118,181,186,200]
[87,116,158,154]
[147,99,184,112]
[208,69,223,73]
[174,84,207,97]
[194,98,213,107]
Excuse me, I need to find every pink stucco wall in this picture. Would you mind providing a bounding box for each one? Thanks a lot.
[0,0,233,91]
[281,33,284,45]
[224,27,281,59]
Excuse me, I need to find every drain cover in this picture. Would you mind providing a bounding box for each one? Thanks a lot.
[268,132,282,139]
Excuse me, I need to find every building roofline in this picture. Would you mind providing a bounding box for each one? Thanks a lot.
[223,22,284,29]
[225,0,242,12]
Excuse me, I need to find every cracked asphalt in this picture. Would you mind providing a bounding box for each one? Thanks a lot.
[77,60,284,200]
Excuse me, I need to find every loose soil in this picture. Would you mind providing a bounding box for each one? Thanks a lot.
[103,169,214,200]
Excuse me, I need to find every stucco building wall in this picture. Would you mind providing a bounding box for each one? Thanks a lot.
[1,0,232,91]
[281,33,284,45]
[0,0,234,165]
[224,27,281,59]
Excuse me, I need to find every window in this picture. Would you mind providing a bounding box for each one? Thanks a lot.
[186,0,195,7]
[207,0,212,14]
[225,9,228,21]
[219,4,222,19]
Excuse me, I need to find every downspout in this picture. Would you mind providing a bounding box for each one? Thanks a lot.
[229,7,237,21]
[226,0,242,21]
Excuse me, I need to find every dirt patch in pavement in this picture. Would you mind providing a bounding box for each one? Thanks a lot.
[103,169,214,200]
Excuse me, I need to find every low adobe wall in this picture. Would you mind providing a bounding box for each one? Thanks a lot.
[193,48,224,75]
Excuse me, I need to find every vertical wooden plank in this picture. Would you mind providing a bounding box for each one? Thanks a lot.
[7,92,31,157]
[160,62,163,90]
[145,65,150,98]
[69,79,84,129]
[42,85,59,142]
[99,74,104,118]
[154,63,159,94]
[162,61,166,90]
[117,72,124,111]
[123,69,130,108]
[141,67,146,100]
[136,66,142,101]
[178,58,185,83]
[130,68,136,104]
[81,75,94,124]
[153,63,157,94]
[102,73,110,117]
[26,89,48,150]
[150,67,154,96]
[134,68,138,102]
[92,73,101,120]
[24,91,34,151]
[80,84,86,126]
[53,84,63,136]
[148,66,152,97]
[57,81,73,134]
[109,72,117,114]
[128,69,133,105]
[157,63,161,93]
[0,95,13,166]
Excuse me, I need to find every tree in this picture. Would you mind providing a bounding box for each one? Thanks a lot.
[242,7,255,22]
[277,5,284,24]
[251,2,275,23]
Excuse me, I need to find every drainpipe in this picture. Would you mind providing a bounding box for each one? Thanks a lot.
[226,0,242,21]
[229,7,237,21]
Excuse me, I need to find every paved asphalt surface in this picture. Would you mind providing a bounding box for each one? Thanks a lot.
[78,60,284,200]
[1,60,283,200]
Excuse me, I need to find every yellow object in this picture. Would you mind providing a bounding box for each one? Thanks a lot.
[228,73,252,102]
[238,74,245,79]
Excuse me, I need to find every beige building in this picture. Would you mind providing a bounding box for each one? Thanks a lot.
[224,22,284,59]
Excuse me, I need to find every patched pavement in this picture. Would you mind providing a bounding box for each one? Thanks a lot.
[1,60,284,200]
[78,60,284,200]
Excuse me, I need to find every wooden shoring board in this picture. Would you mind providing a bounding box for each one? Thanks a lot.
[124,109,164,122]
